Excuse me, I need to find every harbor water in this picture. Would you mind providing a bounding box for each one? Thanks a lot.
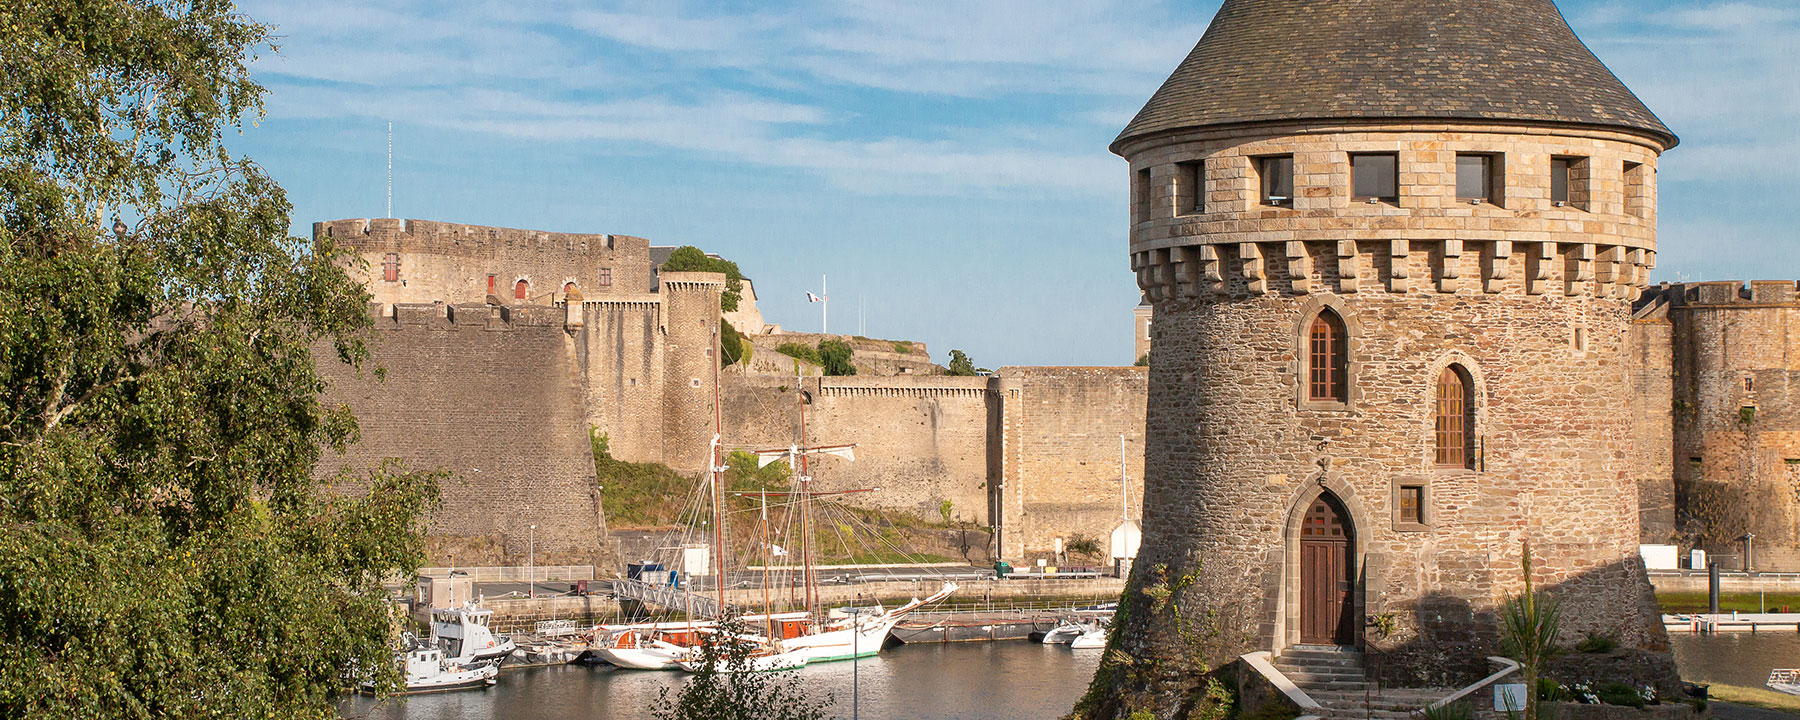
[341,632,1793,719]
[341,641,1104,720]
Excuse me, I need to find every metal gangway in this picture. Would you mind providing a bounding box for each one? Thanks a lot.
[611,578,732,618]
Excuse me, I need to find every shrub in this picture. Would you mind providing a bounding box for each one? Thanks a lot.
[1421,702,1472,720]
[817,339,856,376]
[1065,534,1103,561]
[1575,631,1616,654]
[1135,352,1150,366]
[893,340,914,354]
[1595,681,1647,708]
[1537,678,1568,702]
[720,320,746,367]
[775,342,820,364]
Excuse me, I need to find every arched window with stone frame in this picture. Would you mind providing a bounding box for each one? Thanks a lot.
[1434,364,1476,469]
[1306,309,1348,403]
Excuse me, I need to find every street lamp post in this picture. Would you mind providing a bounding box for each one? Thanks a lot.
[529,524,537,599]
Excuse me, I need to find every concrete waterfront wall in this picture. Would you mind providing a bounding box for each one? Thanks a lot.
[1646,570,1800,594]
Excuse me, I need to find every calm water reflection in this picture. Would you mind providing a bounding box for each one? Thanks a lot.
[1670,631,1800,688]
[341,641,1104,720]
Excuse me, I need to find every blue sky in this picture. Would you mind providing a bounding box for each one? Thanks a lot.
[232,0,1800,367]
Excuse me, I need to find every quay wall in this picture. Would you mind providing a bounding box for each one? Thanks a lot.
[1646,571,1800,594]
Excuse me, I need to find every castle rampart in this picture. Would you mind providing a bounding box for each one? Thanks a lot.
[315,218,656,306]
[1654,281,1800,570]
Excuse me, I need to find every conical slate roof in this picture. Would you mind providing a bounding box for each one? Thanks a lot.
[1114,0,1676,152]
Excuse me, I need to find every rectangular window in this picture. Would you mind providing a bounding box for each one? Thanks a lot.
[1398,485,1425,525]
[1551,156,1589,210]
[1456,154,1500,204]
[1260,155,1294,206]
[1135,168,1153,222]
[486,274,496,294]
[1550,157,1570,205]
[1351,153,1398,203]
[598,268,613,287]
[1623,161,1649,218]
[382,253,400,283]
[1177,160,1205,215]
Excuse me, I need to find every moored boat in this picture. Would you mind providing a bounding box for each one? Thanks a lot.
[362,646,498,694]
[431,603,516,666]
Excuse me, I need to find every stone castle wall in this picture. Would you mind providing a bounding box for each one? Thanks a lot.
[1662,281,1800,570]
[312,302,607,567]
[721,374,996,524]
[316,218,656,306]
[1630,296,1676,544]
[995,367,1148,561]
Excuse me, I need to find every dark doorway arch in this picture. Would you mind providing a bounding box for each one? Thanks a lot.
[1299,493,1356,645]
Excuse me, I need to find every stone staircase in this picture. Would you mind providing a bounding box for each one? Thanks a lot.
[1273,645,1445,720]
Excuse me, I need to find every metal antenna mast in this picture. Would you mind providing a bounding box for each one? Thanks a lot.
[385,122,393,219]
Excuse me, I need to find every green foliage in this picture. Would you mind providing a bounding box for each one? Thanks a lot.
[947,349,977,376]
[1135,352,1150,367]
[660,246,744,312]
[1538,678,1569,702]
[1657,591,1800,613]
[939,499,954,524]
[775,342,821,365]
[1575,631,1617,654]
[652,619,831,720]
[1064,534,1103,561]
[1422,702,1474,720]
[1500,542,1562,720]
[593,429,694,528]
[720,319,746,367]
[892,340,915,354]
[0,2,443,715]
[1739,406,1757,425]
[1370,611,1398,638]
[817,339,856,376]
[1595,681,1647,708]
[724,450,790,493]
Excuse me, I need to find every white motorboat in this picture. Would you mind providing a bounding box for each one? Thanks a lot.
[431,603,516,666]
[1041,621,1085,645]
[362,646,498,694]
[1069,623,1108,650]
[1769,669,1800,696]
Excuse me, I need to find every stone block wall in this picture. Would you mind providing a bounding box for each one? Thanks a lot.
[312,303,607,567]
[1665,281,1800,570]
[1629,295,1675,544]
[315,218,655,306]
[720,374,995,524]
[995,366,1148,561]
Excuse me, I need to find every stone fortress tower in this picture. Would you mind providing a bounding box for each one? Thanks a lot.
[1086,0,1679,713]
[1636,281,1800,571]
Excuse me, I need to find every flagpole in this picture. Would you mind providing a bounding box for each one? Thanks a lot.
[822,274,828,335]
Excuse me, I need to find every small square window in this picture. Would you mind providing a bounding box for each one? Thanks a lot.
[1456,154,1502,204]
[1551,156,1589,210]
[1745,376,1754,392]
[1259,156,1294,207]
[1399,485,1425,525]
[1623,161,1649,218]
[486,273,497,294]
[598,268,613,287]
[1177,160,1205,215]
[1351,153,1398,203]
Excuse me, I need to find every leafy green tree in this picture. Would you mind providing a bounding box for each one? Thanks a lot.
[653,619,832,720]
[817,338,856,376]
[720,319,746,367]
[0,1,440,716]
[661,245,745,312]
[947,349,977,376]
[775,342,821,365]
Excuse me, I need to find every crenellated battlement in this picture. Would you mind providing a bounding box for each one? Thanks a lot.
[315,218,650,258]
[1133,237,1655,304]
[363,301,572,330]
[1648,280,1800,308]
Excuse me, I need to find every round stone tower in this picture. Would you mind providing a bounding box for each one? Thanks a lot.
[1083,0,1678,714]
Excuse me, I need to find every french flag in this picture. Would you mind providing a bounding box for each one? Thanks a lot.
[807,292,826,303]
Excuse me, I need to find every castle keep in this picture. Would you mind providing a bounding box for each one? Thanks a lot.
[1087,0,1677,712]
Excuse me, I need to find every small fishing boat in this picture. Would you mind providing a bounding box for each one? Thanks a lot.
[1768,669,1800,696]
[431,603,516,666]
[362,646,498,694]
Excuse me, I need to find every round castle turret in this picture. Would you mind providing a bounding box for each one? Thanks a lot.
[1086,0,1678,714]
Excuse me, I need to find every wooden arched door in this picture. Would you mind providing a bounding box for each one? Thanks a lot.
[1299,494,1356,645]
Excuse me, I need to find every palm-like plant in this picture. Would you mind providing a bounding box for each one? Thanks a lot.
[1500,541,1561,720]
